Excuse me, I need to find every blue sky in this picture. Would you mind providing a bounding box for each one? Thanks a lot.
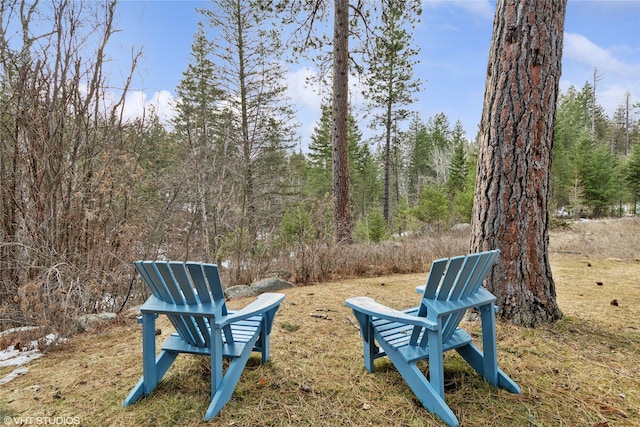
[109,0,640,148]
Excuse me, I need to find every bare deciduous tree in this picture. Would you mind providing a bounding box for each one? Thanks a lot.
[0,0,139,332]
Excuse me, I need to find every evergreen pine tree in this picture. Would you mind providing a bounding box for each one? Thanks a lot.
[446,121,468,199]
[624,143,640,214]
[200,0,296,281]
[172,22,228,260]
[405,114,431,203]
[364,0,422,225]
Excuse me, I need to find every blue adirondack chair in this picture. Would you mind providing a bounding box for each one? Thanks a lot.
[123,261,285,420]
[346,250,520,427]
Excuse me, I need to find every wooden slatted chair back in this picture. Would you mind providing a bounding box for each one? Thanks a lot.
[133,261,231,348]
[410,250,500,346]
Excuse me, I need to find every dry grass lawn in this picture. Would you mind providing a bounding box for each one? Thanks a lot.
[1,219,639,426]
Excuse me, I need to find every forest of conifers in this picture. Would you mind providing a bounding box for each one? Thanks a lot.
[0,1,638,333]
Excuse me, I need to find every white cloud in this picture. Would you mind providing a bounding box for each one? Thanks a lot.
[598,83,639,118]
[284,66,373,149]
[561,32,640,117]
[78,83,176,127]
[563,32,637,78]
[285,67,325,150]
[121,90,176,125]
[286,67,324,117]
[120,90,146,121]
[150,90,177,124]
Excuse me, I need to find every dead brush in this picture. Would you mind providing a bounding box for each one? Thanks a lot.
[274,228,470,284]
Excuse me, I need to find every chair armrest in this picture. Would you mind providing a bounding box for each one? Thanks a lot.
[216,293,285,328]
[423,287,497,318]
[346,297,438,330]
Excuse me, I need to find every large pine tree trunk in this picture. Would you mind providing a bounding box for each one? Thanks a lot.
[332,0,351,244]
[471,0,566,326]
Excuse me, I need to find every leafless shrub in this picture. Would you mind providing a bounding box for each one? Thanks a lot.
[549,217,640,259]
[262,218,640,289]
[270,229,470,285]
[0,0,140,334]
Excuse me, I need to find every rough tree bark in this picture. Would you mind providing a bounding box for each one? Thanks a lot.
[332,0,351,243]
[471,0,566,327]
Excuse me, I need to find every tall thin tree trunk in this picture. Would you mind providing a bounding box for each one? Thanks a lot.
[383,118,391,224]
[235,0,255,281]
[383,91,393,225]
[332,0,351,244]
[625,91,630,156]
[471,0,566,326]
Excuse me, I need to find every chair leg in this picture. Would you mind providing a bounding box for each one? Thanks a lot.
[256,316,270,363]
[382,343,459,427]
[456,342,521,394]
[124,350,179,406]
[258,331,270,363]
[479,304,499,385]
[124,313,179,407]
[455,305,521,394]
[497,367,521,393]
[427,328,446,399]
[204,331,262,420]
[352,312,378,372]
[255,307,280,363]
[123,377,146,406]
[363,327,378,373]
[456,343,489,378]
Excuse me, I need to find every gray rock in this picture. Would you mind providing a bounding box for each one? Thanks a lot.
[75,312,117,332]
[267,269,292,280]
[123,305,142,319]
[224,285,256,300]
[250,277,294,294]
[452,223,471,231]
